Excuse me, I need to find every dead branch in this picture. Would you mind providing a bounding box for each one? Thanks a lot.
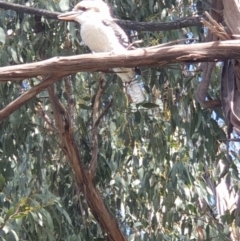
[201,12,230,40]
[0,1,201,32]
[1,40,240,82]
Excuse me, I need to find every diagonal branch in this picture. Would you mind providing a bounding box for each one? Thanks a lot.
[92,80,104,128]
[35,104,58,132]
[47,83,126,241]
[196,62,221,108]
[47,85,68,134]
[90,78,113,176]
[201,11,231,40]
[64,76,75,129]
[0,75,63,122]
[94,99,113,128]
[90,79,104,176]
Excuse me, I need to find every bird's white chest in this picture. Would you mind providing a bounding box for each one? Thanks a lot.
[80,22,125,53]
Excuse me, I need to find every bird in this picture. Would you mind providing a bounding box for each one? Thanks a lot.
[58,0,145,103]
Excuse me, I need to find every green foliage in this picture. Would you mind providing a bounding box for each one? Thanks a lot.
[0,0,236,241]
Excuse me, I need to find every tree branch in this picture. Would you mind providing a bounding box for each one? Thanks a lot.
[90,79,113,176]
[47,85,68,133]
[1,40,240,82]
[90,79,105,176]
[194,2,223,109]
[0,1,202,32]
[116,16,202,32]
[35,105,58,132]
[201,11,230,40]
[64,76,75,129]
[0,75,62,122]
[196,62,221,108]
[94,99,113,128]
[47,83,126,241]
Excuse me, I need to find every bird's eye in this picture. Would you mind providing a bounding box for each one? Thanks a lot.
[79,6,88,11]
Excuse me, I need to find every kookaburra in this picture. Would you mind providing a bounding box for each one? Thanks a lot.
[58,0,145,103]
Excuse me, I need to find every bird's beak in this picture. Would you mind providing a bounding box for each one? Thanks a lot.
[58,11,80,21]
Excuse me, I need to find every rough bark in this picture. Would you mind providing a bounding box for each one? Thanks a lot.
[48,85,126,241]
[1,40,240,122]
[1,40,240,82]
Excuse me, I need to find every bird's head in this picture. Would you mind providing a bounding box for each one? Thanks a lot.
[58,0,112,24]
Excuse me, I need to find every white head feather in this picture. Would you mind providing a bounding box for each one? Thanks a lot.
[58,1,112,24]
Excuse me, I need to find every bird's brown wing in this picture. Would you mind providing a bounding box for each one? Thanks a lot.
[102,19,129,48]
[102,20,145,103]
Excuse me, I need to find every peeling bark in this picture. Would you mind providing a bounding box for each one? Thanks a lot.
[1,41,240,121]
[1,40,240,82]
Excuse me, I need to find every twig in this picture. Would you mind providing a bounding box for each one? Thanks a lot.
[219,138,240,142]
[0,75,62,122]
[127,40,143,50]
[94,99,113,128]
[92,80,105,127]
[89,98,113,176]
[89,78,112,176]
[201,11,231,40]
[35,104,58,132]
[64,76,75,128]
[147,38,198,49]
[89,79,104,176]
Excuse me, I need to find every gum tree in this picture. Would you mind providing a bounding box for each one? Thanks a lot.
[0,0,240,240]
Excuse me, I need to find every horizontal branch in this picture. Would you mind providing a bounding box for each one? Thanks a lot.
[0,40,240,82]
[117,16,202,32]
[0,1,201,31]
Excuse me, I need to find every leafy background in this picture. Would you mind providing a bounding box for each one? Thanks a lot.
[0,0,238,240]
